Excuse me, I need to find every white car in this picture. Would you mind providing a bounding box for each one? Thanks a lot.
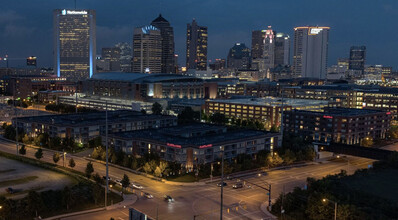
[131,183,144,189]
[144,192,153,199]
[115,179,122,186]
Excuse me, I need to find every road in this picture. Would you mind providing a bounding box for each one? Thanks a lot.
[0,138,374,220]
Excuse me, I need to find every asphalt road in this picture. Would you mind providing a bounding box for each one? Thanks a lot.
[0,138,374,220]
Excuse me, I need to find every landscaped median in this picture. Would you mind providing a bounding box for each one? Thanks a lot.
[0,151,123,220]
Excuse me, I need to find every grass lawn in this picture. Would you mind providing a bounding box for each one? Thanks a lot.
[0,176,38,187]
[167,174,198,182]
[343,169,398,202]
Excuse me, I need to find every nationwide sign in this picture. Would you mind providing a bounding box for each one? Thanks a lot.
[199,144,212,149]
[167,143,181,149]
[62,9,88,15]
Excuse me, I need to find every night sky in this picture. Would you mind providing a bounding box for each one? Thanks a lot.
[0,0,397,69]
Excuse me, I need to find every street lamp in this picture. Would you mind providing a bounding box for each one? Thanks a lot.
[322,198,337,220]
[220,146,224,220]
[63,151,67,167]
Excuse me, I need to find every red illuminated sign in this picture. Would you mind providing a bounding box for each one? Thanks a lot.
[167,143,181,148]
[199,144,212,149]
[323,115,333,119]
[386,112,391,115]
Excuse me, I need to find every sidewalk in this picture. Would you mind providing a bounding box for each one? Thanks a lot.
[260,202,278,220]
[43,194,138,220]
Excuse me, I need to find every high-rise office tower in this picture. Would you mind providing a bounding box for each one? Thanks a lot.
[186,19,208,70]
[275,33,290,66]
[263,26,275,69]
[115,42,132,72]
[349,46,366,73]
[150,14,175,73]
[132,25,162,73]
[251,30,266,60]
[53,9,96,81]
[293,26,330,79]
[227,43,251,70]
[101,47,121,71]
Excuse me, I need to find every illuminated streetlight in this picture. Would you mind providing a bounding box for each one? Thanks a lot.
[322,198,337,220]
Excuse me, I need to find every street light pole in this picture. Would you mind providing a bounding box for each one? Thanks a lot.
[220,146,224,220]
[322,198,337,220]
[105,101,109,208]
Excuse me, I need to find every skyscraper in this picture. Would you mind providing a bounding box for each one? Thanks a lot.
[227,43,251,70]
[293,26,330,79]
[53,9,96,81]
[251,30,265,60]
[274,33,290,66]
[115,42,132,72]
[186,19,208,70]
[349,46,366,73]
[151,14,175,73]
[132,25,162,73]
[101,47,121,71]
[263,26,275,69]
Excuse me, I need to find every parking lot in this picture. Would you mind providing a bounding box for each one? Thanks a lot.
[0,156,75,199]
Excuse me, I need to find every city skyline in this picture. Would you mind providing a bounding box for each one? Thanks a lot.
[0,0,397,69]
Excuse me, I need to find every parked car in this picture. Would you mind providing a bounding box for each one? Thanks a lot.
[5,187,14,194]
[164,195,174,202]
[232,182,243,189]
[131,183,144,189]
[144,192,153,199]
[226,176,234,180]
[217,182,227,187]
[102,176,111,181]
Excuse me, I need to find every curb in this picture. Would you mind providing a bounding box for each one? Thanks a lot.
[43,207,106,220]
[260,202,278,220]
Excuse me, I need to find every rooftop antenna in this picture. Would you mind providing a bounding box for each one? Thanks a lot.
[74,0,77,9]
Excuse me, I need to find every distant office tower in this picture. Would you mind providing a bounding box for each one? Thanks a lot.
[349,46,366,73]
[209,59,226,70]
[251,30,266,60]
[132,25,162,73]
[274,33,290,66]
[101,47,121,71]
[186,19,208,70]
[293,26,330,79]
[115,42,132,72]
[263,26,275,69]
[53,9,96,81]
[227,43,251,70]
[151,14,175,73]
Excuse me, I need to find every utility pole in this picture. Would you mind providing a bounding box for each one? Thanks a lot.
[75,92,78,113]
[280,87,284,149]
[105,101,109,208]
[220,146,224,220]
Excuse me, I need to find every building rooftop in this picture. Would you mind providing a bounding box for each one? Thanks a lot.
[207,97,329,107]
[287,107,388,117]
[15,110,176,127]
[300,84,398,94]
[109,123,276,148]
[90,72,202,83]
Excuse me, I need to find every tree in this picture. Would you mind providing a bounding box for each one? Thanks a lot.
[151,102,163,115]
[361,136,373,147]
[270,125,279,132]
[69,158,76,168]
[26,191,44,217]
[85,162,94,178]
[267,153,283,167]
[19,145,26,155]
[93,173,104,185]
[154,167,162,177]
[143,162,152,173]
[149,160,157,172]
[35,148,43,160]
[53,152,60,164]
[140,109,147,115]
[48,137,61,150]
[210,112,227,125]
[22,134,31,144]
[177,107,200,124]
[4,125,16,140]
[92,184,103,205]
[282,149,296,165]
[62,186,74,210]
[158,161,168,176]
[121,174,130,191]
